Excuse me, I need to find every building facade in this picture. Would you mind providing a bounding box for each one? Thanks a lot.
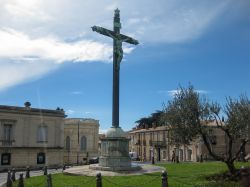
[64,118,99,165]
[128,126,197,162]
[0,103,65,171]
[128,124,250,162]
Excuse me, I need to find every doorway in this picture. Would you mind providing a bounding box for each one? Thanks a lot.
[157,148,161,161]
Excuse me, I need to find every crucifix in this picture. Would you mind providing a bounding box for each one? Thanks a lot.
[92,9,139,128]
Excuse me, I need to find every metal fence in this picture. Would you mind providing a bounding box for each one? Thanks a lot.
[4,166,250,187]
[4,167,168,187]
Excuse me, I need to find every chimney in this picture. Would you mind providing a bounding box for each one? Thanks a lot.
[24,101,31,109]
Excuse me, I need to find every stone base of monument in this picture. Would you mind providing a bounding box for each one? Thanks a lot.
[89,127,141,171]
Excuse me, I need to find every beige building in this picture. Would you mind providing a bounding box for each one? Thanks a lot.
[128,126,196,162]
[128,123,250,162]
[0,103,65,171]
[64,118,99,165]
[200,125,250,161]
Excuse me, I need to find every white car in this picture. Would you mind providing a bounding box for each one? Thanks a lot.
[129,152,139,161]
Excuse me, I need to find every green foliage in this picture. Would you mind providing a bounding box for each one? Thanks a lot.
[163,85,211,145]
[135,110,163,128]
[224,95,250,140]
[161,84,250,173]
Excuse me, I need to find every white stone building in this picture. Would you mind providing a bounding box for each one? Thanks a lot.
[0,103,65,171]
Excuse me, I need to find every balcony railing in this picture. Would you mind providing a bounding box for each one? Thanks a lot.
[135,140,141,145]
[151,141,167,147]
[0,140,15,147]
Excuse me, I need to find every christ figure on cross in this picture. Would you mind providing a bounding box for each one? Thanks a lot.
[92,9,139,128]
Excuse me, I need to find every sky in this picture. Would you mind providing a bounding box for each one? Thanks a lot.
[0,0,250,132]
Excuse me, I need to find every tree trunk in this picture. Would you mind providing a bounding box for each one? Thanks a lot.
[226,160,236,175]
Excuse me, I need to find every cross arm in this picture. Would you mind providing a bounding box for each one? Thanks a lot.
[120,34,139,45]
[91,26,115,38]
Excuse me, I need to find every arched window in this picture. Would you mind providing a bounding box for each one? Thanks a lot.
[66,136,70,151]
[80,136,87,151]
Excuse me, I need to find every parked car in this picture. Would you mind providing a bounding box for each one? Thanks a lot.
[89,157,99,164]
[129,152,139,161]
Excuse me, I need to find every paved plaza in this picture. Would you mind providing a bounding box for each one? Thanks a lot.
[64,163,165,176]
[0,168,62,186]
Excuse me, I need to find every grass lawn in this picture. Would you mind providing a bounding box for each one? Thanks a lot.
[159,162,250,186]
[12,162,250,187]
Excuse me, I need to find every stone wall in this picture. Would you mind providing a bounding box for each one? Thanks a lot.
[64,118,99,165]
[0,148,63,170]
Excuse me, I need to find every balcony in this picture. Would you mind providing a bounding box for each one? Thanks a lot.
[151,141,167,147]
[0,140,15,147]
[135,140,141,145]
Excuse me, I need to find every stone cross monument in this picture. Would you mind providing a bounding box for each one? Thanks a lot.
[92,9,138,129]
[91,9,139,171]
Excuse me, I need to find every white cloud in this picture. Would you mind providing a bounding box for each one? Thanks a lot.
[5,2,52,21]
[66,109,75,115]
[0,29,113,63]
[0,61,57,91]
[0,28,115,91]
[0,0,234,91]
[0,0,232,43]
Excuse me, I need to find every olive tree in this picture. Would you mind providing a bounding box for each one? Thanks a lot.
[162,85,250,174]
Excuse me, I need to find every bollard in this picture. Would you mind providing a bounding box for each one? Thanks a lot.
[26,166,30,178]
[162,170,168,187]
[47,173,53,187]
[6,171,13,187]
[44,166,48,175]
[18,173,24,187]
[11,169,16,182]
[96,173,102,187]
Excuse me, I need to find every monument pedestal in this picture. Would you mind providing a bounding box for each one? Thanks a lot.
[90,127,141,171]
[90,9,139,172]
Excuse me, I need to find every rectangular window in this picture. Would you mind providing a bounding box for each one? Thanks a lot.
[1,153,11,165]
[163,131,166,141]
[37,126,48,142]
[4,124,12,141]
[37,152,46,164]
[163,151,166,159]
